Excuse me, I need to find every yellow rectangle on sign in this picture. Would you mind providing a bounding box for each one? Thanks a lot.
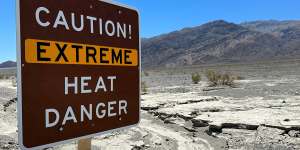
[25,39,138,66]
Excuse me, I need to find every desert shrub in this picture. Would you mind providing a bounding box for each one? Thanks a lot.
[191,73,201,84]
[221,73,235,86]
[141,81,147,94]
[205,70,219,86]
[205,70,236,87]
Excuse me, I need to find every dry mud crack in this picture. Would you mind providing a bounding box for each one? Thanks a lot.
[142,93,300,149]
[141,68,300,149]
[2,60,300,150]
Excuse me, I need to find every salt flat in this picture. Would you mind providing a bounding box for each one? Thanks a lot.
[1,59,300,149]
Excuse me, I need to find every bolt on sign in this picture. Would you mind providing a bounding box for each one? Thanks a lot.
[16,0,140,149]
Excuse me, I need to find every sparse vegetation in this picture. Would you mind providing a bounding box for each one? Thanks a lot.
[141,81,147,94]
[221,73,235,86]
[0,70,16,80]
[205,70,219,86]
[191,73,201,84]
[205,70,236,87]
[0,75,12,80]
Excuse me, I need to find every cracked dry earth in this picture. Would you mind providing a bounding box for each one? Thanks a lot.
[1,60,300,150]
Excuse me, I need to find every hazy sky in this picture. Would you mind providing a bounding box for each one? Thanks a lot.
[1,0,300,62]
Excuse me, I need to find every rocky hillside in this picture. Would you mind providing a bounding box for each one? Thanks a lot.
[0,61,16,68]
[142,20,300,68]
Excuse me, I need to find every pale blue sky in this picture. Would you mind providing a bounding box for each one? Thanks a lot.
[1,0,300,62]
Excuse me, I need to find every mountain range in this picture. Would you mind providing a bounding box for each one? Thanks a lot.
[2,20,300,68]
[142,20,300,68]
[0,61,16,68]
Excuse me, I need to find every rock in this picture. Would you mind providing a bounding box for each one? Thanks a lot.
[257,126,278,136]
[226,136,247,149]
[194,107,300,129]
[254,126,294,149]
[131,145,143,150]
[201,107,222,112]
[176,114,194,121]
[209,125,222,133]
[255,126,286,143]
[177,97,218,105]
[164,118,176,124]
[131,141,148,150]
[222,123,258,130]
[189,110,200,117]
[152,112,171,121]
[202,87,225,92]
[183,126,197,132]
[191,119,209,127]
[141,106,159,111]
[3,97,17,112]
[288,130,300,137]
[0,135,18,150]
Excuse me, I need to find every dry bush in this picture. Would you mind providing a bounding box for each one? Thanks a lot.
[205,70,219,86]
[221,73,235,86]
[191,73,201,84]
[205,70,236,87]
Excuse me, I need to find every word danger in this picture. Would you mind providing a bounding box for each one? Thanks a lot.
[35,6,132,39]
[45,76,128,128]
[45,100,128,128]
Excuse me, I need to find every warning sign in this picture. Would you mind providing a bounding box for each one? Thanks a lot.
[17,0,140,149]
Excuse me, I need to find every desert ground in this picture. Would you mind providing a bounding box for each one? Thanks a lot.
[1,59,300,150]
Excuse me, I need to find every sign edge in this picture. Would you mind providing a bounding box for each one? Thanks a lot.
[17,0,141,149]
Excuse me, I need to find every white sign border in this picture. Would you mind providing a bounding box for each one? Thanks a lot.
[16,0,141,149]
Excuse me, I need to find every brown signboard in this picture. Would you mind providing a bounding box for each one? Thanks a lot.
[16,0,140,149]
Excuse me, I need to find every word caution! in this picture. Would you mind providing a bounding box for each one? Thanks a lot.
[35,6,133,39]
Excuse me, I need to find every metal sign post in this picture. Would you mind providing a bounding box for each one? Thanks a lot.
[78,138,91,150]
